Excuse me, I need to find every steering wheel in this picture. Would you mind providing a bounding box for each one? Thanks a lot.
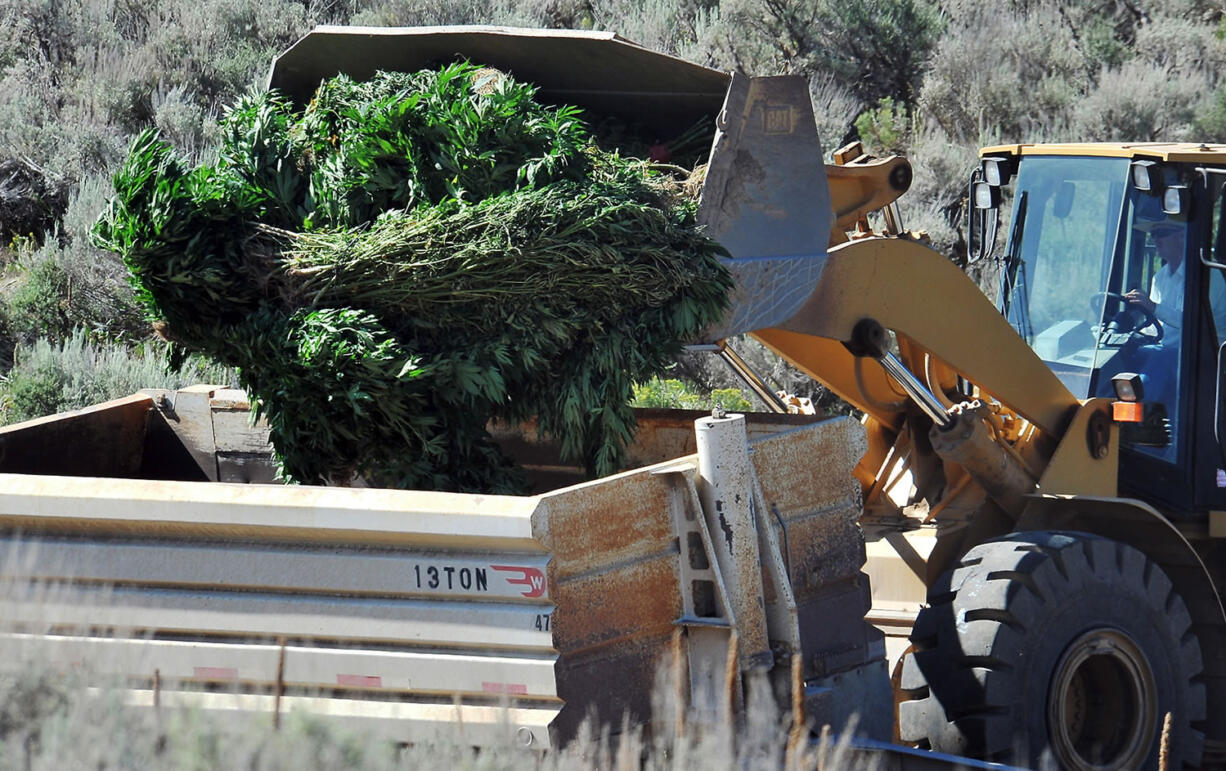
[1090,291,1163,344]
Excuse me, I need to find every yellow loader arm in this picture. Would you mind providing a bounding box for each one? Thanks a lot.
[759,235,1079,438]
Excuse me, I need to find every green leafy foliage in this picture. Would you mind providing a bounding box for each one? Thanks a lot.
[224,308,525,492]
[94,66,732,491]
[221,66,590,230]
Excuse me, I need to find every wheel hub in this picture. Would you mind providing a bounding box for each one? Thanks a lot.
[1047,628,1158,770]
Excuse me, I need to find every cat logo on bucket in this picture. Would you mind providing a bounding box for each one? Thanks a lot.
[491,565,546,598]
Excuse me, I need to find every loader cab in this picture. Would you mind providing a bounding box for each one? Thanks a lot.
[977,145,1226,514]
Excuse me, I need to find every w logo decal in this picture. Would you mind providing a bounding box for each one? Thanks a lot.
[491,565,547,598]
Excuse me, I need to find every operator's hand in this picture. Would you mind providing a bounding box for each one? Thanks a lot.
[1125,289,1156,315]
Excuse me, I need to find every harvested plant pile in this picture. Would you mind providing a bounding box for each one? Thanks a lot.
[93,64,731,492]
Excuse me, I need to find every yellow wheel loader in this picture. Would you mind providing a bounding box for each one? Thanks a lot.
[1,26,1223,771]
[779,142,1226,770]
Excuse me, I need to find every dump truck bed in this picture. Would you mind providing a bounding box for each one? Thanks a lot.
[0,387,887,746]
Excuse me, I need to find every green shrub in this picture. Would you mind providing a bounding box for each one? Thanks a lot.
[5,233,146,347]
[0,303,14,369]
[1072,61,1211,142]
[1196,83,1226,142]
[588,0,721,62]
[8,257,73,344]
[715,0,942,108]
[350,0,548,26]
[1,331,233,425]
[904,128,979,265]
[917,2,1085,144]
[854,97,911,155]
[0,0,320,179]
[817,0,944,107]
[1082,17,1130,69]
[632,377,753,411]
[633,377,706,409]
[809,73,862,153]
[1,355,65,422]
[709,387,753,411]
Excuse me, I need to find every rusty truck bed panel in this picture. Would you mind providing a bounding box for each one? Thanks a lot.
[530,414,877,740]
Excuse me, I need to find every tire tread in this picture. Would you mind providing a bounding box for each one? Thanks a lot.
[897,531,1206,769]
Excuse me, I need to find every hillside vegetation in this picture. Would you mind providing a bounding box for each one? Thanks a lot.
[1,0,1224,420]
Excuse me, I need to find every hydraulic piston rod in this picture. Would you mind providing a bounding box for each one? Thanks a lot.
[846,318,952,428]
[845,318,1035,515]
[878,352,952,429]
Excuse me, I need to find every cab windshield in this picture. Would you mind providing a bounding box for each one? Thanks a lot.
[1000,155,1187,459]
[1000,156,1129,397]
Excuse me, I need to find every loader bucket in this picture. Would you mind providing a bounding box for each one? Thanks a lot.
[268,26,832,340]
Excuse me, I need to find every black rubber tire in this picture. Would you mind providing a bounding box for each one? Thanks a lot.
[897,531,1206,770]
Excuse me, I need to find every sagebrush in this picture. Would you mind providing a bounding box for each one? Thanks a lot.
[3,0,1226,424]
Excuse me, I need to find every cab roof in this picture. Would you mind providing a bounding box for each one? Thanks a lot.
[981,142,1226,164]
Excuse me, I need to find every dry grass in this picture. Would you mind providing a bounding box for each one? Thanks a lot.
[0,675,881,770]
[0,650,883,770]
[0,545,881,770]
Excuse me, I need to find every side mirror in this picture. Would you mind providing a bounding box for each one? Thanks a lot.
[967,170,999,264]
[982,156,1013,186]
[974,182,1001,209]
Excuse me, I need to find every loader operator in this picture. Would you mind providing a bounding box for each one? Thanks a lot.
[1119,217,1185,447]
[1124,219,1185,357]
